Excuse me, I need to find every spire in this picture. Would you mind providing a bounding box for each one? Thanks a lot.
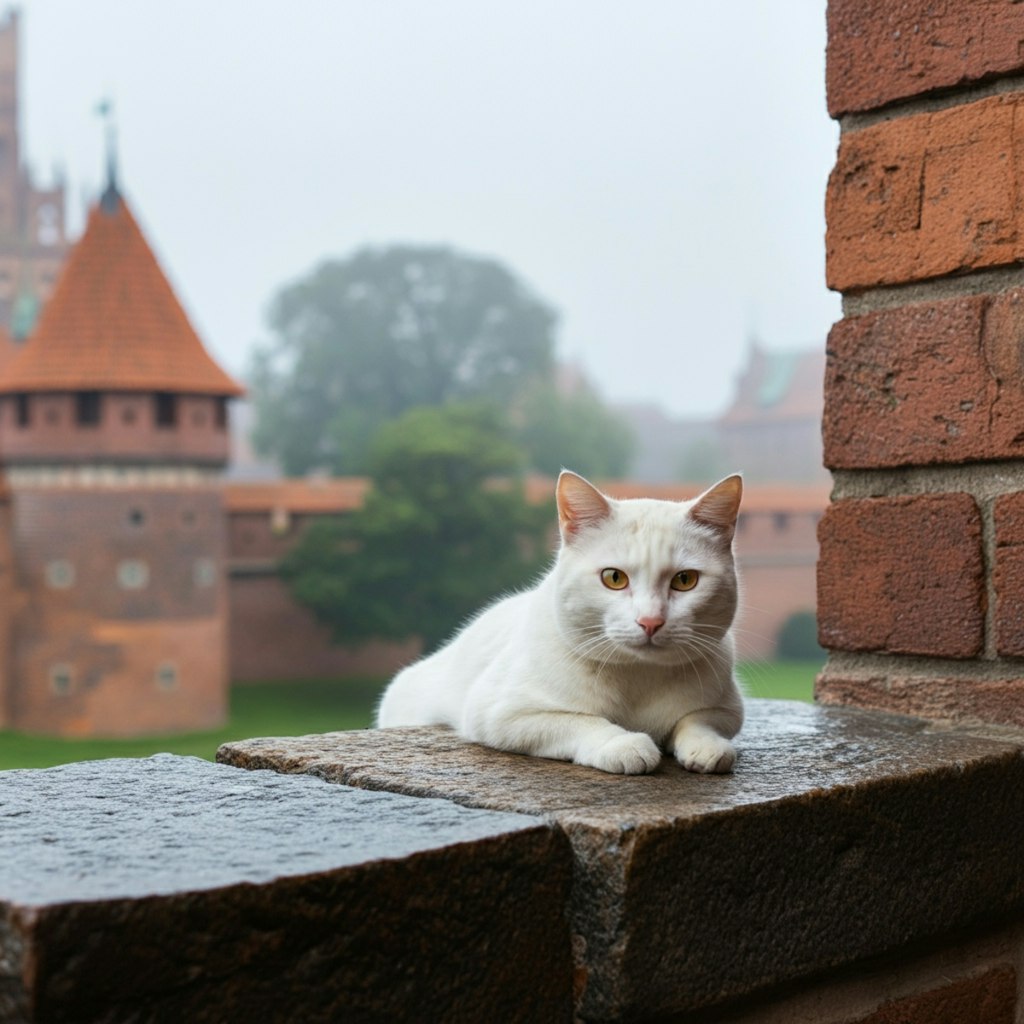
[96,98,120,213]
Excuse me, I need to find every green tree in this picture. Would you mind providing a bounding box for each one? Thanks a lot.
[282,404,551,652]
[511,379,635,479]
[250,246,557,475]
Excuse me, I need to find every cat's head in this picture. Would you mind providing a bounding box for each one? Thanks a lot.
[552,471,742,667]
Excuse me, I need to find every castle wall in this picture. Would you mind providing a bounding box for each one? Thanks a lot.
[6,485,228,736]
[0,392,229,465]
[0,495,11,727]
[228,571,417,683]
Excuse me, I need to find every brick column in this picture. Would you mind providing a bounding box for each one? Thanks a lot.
[818,1,1024,727]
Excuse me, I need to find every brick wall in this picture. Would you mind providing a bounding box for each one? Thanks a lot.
[228,572,418,683]
[0,392,230,465]
[6,486,228,736]
[818,2,1024,726]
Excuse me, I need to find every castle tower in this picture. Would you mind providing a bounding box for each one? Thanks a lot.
[0,9,69,338]
[0,177,243,736]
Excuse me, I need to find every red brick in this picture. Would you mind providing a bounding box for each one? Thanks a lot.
[826,95,1024,292]
[842,966,1016,1024]
[994,492,1024,656]
[824,291,1024,469]
[827,0,1024,117]
[816,673,1024,729]
[817,495,984,657]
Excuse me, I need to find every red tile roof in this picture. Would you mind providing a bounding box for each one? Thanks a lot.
[224,478,372,514]
[0,191,244,396]
[224,475,828,517]
[0,325,19,379]
[525,474,829,512]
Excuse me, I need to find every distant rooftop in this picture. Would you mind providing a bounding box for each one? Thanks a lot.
[0,187,243,397]
[719,344,824,425]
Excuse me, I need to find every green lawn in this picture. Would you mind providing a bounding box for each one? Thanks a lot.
[737,658,822,703]
[0,660,823,771]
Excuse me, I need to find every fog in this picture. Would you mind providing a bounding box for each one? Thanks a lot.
[17,0,839,418]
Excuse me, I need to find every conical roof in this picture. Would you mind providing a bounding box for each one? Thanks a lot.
[0,188,243,396]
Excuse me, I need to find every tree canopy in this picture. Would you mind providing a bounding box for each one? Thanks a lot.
[281,403,552,652]
[251,246,558,475]
[511,378,634,479]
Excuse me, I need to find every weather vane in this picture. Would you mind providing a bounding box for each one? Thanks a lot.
[95,97,119,208]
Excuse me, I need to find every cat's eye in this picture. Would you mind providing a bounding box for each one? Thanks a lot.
[601,568,629,590]
[671,570,699,592]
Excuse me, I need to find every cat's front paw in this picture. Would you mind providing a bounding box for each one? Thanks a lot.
[676,734,735,774]
[583,732,662,775]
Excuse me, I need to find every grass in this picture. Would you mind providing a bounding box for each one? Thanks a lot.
[0,660,824,771]
[737,658,823,703]
[0,677,388,771]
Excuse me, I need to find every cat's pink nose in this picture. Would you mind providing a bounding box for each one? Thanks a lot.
[637,616,665,637]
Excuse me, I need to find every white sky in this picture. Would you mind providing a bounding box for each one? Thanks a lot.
[16,1,840,418]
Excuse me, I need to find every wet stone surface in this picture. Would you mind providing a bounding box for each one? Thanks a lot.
[220,699,1024,1022]
[0,754,572,1024]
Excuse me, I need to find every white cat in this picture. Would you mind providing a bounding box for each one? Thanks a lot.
[376,471,744,775]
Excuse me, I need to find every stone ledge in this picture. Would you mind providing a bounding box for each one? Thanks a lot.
[219,699,1024,1022]
[0,754,572,1023]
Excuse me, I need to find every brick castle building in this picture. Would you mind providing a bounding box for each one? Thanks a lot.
[0,9,68,340]
[0,177,243,737]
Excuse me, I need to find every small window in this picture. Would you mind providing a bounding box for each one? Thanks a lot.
[194,557,217,588]
[117,559,149,590]
[76,391,102,426]
[270,506,291,535]
[50,663,73,695]
[155,662,178,691]
[154,392,177,429]
[45,559,75,589]
[773,512,790,532]
[128,508,145,527]
[15,393,29,427]
[214,397,228,430]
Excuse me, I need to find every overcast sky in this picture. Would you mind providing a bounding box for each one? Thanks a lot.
[16,1,839,419]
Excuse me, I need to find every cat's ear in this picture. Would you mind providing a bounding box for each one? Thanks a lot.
[557,470,612,541]
[689,474,743,541]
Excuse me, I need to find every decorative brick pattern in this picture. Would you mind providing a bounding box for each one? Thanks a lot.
[827,0,1024,117]
[826,95,1024,291]
[817,495,985,658]
[824,291,1024,469]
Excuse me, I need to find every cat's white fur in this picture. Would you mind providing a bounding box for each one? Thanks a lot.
[376,471,744,775]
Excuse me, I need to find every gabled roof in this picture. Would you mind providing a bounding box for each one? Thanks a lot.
[0,188,243,396]
[719,344,824,426]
